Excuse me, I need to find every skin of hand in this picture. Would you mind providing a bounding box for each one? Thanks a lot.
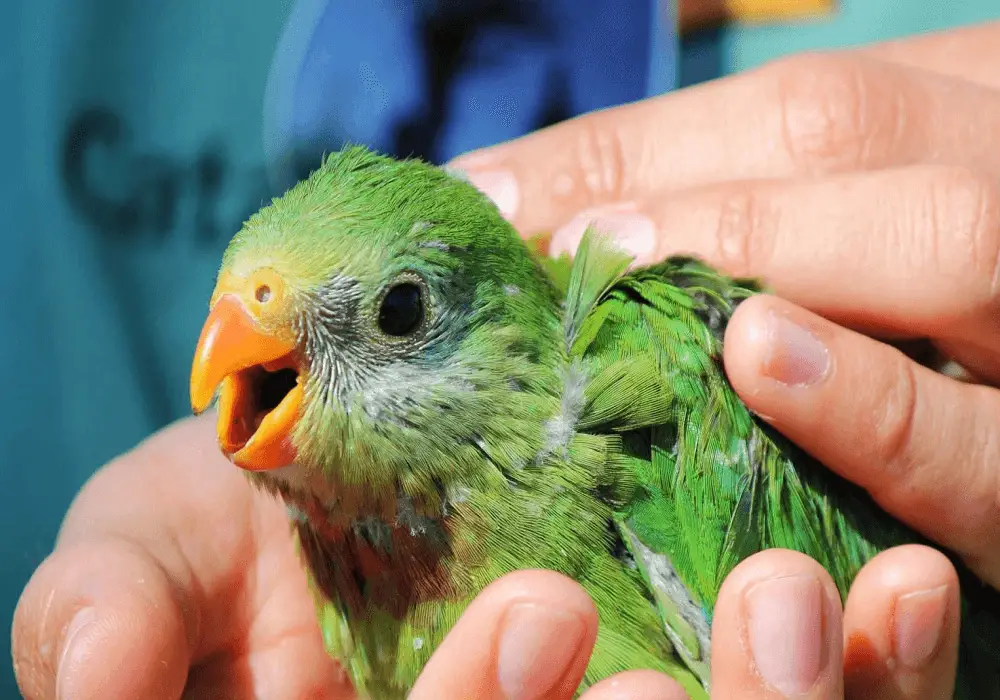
[12,414,961,700]
[450,20,1000,592]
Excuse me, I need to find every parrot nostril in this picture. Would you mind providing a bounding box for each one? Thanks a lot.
[255,285,272,303]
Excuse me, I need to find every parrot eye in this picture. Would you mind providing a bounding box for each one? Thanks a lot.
[378,282,424,337]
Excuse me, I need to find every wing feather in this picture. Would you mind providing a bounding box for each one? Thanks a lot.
[563,230,1000,694]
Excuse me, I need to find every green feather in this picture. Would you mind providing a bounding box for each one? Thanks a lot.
[207,147,1000,700]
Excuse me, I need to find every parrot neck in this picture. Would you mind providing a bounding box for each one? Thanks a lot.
[259,351,582,619]
[277,478,459,618]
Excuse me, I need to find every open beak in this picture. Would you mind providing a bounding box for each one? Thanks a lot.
[190,293,303,470]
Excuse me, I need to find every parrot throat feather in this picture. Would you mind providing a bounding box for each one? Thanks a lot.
[295,511,455,619]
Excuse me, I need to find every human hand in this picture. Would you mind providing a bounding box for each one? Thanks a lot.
[12,416,961,699]
[12,414,351,700]
[449,21,1000,589]
[12,415,619,700]
[411,546,961,699]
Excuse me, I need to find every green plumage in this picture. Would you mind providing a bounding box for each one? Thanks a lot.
[214,146,1000,699]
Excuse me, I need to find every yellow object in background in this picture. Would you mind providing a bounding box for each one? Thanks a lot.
[727,0,837,22]
[679,0,837,34]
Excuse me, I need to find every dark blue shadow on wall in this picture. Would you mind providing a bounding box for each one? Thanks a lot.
[679,26,725,87]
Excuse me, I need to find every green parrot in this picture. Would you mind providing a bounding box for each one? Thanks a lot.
[189,146,1000,699]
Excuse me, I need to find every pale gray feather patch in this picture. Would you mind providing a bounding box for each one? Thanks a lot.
[417,239,450,251]
[627,532,712,691]
[536,359,588,462]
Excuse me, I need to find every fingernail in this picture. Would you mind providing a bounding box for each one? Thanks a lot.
[497,602,586,700]
[462,169,520,220]
[895,585,948,669]
[551,211,657,263]
[57,607,97,700]
[745,575,824,697]
[763,310,830,386]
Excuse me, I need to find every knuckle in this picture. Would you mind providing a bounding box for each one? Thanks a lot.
[923,166,1000,305]
[937,388,1000,575]
[969,390,1000,544]
[565,114,631,202]
[763,53,897,173]
[711,188,777,276]
[871,352,920,481]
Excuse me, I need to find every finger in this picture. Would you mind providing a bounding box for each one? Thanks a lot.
[842,545,960,700]
[549,164,1000,370]
[12,539,190,700]
[13,414,343,700]
[450,55,1000,235]
[182,513,350,700]
[12,416,230,700]
[859,20,1000,89]
[578,670,688,700]
[723,295,1000,588]
[13,535,349,700]
[409,569,599,700]
[711,549,845,699]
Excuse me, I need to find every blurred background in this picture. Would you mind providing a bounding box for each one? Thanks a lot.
[2,0,997,696]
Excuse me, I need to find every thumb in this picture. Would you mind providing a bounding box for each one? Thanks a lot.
[12,537,192,700]
[409,569,598,700]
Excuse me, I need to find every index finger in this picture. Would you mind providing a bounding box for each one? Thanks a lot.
[859,20,1000,88]
[451,52,1000,236]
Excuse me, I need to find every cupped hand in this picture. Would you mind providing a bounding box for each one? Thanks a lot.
[12,414,349,700]
[13,415,962,699]
[450,21,1000,589]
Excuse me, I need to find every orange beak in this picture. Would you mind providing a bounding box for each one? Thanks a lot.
[190,293,303,471]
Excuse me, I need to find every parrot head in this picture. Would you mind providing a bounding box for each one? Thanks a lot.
[189,146,561,521]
